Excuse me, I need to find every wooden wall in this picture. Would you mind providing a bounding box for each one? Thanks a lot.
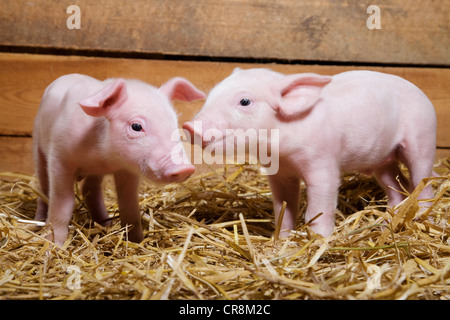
[0,0,449,174]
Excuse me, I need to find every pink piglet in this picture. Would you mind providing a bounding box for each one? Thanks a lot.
[33,74,205,246]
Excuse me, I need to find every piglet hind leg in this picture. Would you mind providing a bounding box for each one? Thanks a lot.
[114,170,144,243]
[268,174,300,238]
[373,161,410,208]
[82,175,110,226]
[45,163,76,246]
[375,145,435,215]
[399,143,436,207]
[34,146,49,221]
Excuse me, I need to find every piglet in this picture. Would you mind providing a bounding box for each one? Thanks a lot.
[33,74,205,246]
[183,68,436,237]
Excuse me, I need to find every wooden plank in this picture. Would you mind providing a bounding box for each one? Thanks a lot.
[0,137,34,174]
[0,53,449,147]
[436,149,450,161]
[0,0,449,65]
[1,137,448,175]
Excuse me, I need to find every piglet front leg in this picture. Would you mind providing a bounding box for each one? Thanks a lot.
[268,174,300,238]
[114,170,144,243]
[303,163,340,237]
[82,175,110,226]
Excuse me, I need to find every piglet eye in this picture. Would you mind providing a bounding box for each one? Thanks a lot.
[131,123,143,132]
[240,98,252,106]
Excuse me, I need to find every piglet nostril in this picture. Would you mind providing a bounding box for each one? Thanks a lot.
[166,164,195,182]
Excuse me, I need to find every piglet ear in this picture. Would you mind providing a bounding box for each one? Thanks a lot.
[159,77,205,101]
[79,79,127,117]
[273,73,332,119]
[232,67,242,74]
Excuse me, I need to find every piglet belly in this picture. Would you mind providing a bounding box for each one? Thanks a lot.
[339,145,399,175]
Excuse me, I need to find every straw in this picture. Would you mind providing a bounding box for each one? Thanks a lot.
[0,158,448,300]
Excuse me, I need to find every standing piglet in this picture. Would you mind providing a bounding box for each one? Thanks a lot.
[34,74,205,246]
[183,68,436,237]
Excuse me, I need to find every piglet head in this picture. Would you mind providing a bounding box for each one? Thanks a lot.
[183,68,331,150]
[79,77,205,183]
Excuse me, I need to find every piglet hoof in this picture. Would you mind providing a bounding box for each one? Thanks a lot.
[125,226,144,243]
[277,229,292,239]
[94,218,112,228]
[308,223,334,238]
[44,232,66,249]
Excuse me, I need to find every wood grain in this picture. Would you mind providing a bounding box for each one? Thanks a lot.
[0,137,34,173]
[0,0,449,65]
[0,53,449,147]
[1,137,448,175]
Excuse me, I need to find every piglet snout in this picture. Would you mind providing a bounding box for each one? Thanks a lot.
[182,121,200,143]
[183,121,211,148]
[163,164,195,182]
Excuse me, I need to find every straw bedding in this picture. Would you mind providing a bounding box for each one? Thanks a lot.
[0,159,449,300]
